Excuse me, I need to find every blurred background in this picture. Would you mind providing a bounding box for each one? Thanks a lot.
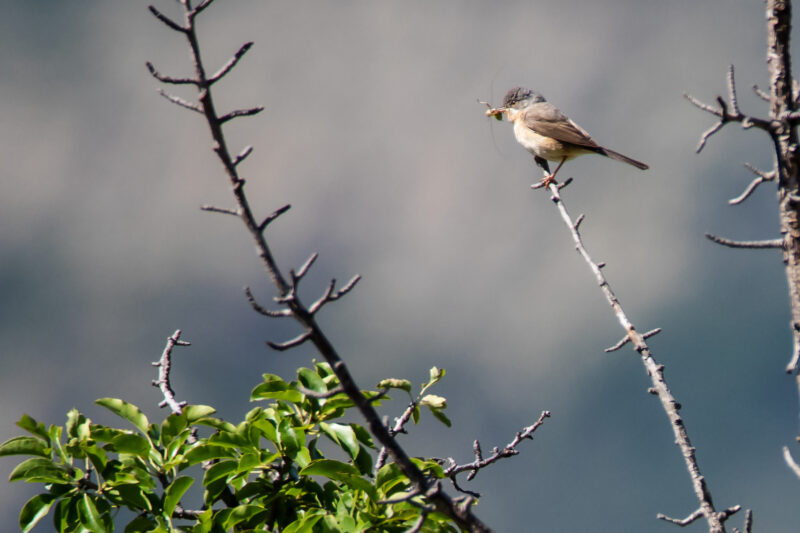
[1,1,798,531]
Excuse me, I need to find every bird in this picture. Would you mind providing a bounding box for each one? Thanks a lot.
[487,86,648,186]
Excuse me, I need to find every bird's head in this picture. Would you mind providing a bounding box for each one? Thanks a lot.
[502,87,546,109]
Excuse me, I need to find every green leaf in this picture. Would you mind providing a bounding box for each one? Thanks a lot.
[77,493,104,533]
[66,409,91,441]
[193,417,237,433]
[376,378,412,393]
[253,419,278,446]
[160,413,187,446]
[203,460,237,486]
[283,510,325,533]
[411,405,420,424]
[298,367,327,394]
[278,419,303,456]
[320,423,359,460]
[0,436,48,458]
[16,415,49,443]
[353,445,373,476]
[110,483,152,511]
[428,366,445,385]
[183,405,216,422]
[351,424,374,448]
[301,460,378,501]
[429,409,452,427]
[163,475,194,517]
[183,444,236,465]
[96,398,149,434]
[300,458,360,478]
[124,515,157,533]
[19,493,57,532]
[9,457,69,484]
[110,433,151,458]
[217,504,265,529]
[250,375,304,403]
[420,394,447,410]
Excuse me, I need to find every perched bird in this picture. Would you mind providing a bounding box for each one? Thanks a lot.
[487,86,648,186]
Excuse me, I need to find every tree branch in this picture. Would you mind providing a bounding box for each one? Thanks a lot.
[540,179,730,532]
[705,233,784,249]
[151,329,191,414]
[147,4,494,529]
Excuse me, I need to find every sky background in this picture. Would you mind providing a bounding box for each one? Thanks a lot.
[1,1,798,531]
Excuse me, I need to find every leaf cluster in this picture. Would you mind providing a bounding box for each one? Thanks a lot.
[2,362,456,532]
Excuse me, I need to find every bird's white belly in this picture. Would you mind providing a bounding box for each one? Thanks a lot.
[512,120,586,162]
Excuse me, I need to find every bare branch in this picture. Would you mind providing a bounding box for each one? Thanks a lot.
[444,411,550,483]
[148,5,188,33]
[151,329,191,414]
[259,204,292,232]
[605,328,662,353]
[657,508,704,526]
[543,180,729,532]
[727,65,741,115]
[201,204,240,216]
[742,509,753,533]
[783,445,800,479]
[705,233,784,249]
[752,84,770,102]
[146,62,198,85]
[234,145,254,167]
[684,69,772,154]
[219,106,265,123]
[148,2,495,529]
[728,162,777,204]
[209,42,254,84]
[191,0,216,16]
[309,275,362,314]
[156,88,203,113]
[266,331,312,351]
[244,286,290,317]
[292,253,319,282]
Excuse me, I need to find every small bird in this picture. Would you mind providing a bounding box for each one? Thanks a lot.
[487,87,648,186]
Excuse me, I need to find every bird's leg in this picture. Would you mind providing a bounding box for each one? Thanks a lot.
[534,156,566,188]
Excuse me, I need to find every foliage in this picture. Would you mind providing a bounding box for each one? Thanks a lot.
[1,362,457,532]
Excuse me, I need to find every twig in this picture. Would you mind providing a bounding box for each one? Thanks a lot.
[705,233,784,249]
[541,179,730,532]
[728,162,776,205]
[201,205,240,216]
[783,445,800,479]
[152,329,191,414]
[684,65,772,153]
[443,411,550,490]
[209,42,254,84]
[266,331,312,351]
[605,328,662,353]
[244,286,290,317]
[156,88,203,113]
[657,508,704,526]
[148,3,494,530]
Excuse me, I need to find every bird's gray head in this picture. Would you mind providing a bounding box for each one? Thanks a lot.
[502,87,546,109]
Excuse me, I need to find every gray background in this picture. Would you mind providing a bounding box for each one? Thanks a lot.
[1,1,798,531]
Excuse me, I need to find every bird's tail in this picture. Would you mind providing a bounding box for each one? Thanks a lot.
[601,148,649,170]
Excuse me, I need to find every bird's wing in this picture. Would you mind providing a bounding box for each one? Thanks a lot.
[521,103,602,150]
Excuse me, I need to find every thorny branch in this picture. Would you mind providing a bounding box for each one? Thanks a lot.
[146,1,500,530]
[443,411,550,496]
[150,329,238,511]
[540,179,746,533]
[151,329,191,414]
[686,0,800,375]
